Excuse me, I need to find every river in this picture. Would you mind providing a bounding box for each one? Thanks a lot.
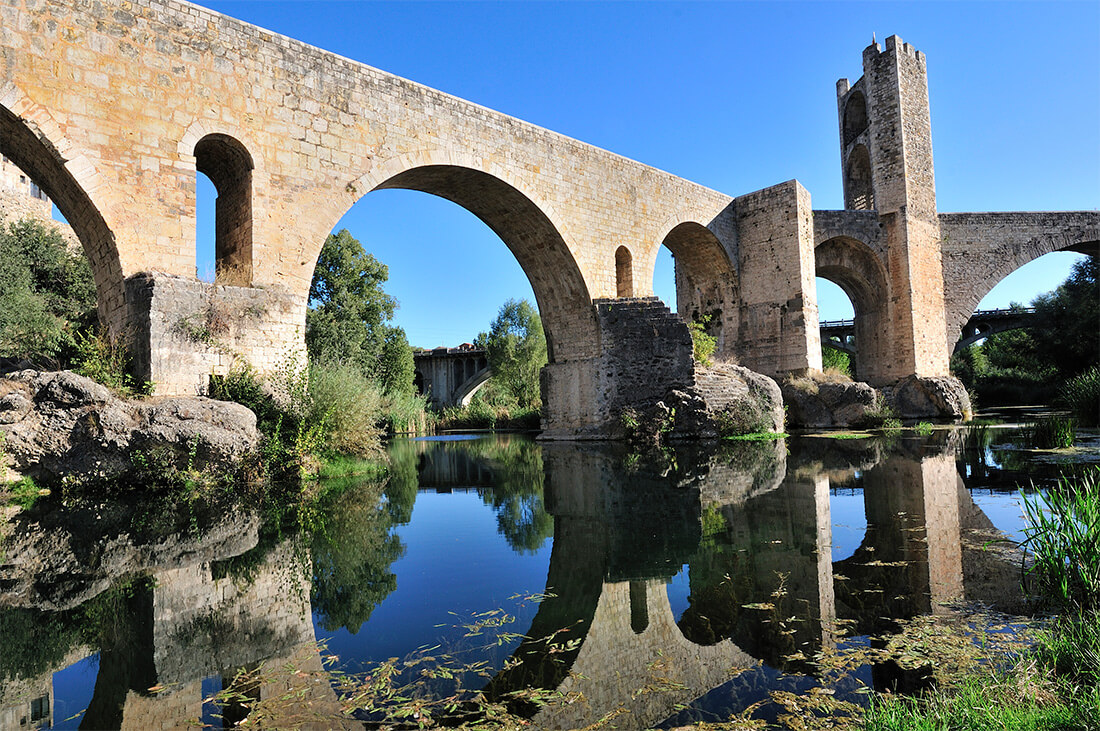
[0,421,1089,729]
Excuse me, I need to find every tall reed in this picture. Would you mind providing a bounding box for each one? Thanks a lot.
[1021,469,1100,611]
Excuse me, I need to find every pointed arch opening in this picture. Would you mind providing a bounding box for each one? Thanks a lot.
[615,245,634,298]
[194,134,253,286]
[845,144,874,211]
[815,236,889,381]
[843,91,869,146]
[659,221,736,359]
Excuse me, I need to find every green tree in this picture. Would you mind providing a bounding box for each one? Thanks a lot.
[1030,256,1099,379]
[481,299,547,410]
[0,218,96,363]
[306,229,414,394]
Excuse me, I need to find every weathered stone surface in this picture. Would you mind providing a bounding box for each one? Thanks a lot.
[0,369,258,482]
[622,364,785,443]
[886,374,972,421]
[782,377,880,428]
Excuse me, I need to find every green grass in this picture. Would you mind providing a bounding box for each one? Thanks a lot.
[914,421,934,436]
[723,432,788,441]
[864,667,1100,730]
[1060,366,1100,427]
[3,477,42,509]
[317,454,387,481]
[1027,415,1077,449]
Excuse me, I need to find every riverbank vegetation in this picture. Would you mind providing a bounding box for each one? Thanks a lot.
[951,257,1098,416]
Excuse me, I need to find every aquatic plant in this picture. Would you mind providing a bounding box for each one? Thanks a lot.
[1060,365,1100,427]
[1021,469,1100,611]
[1026,414,1076,449]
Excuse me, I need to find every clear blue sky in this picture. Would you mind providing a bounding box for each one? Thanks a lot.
[193,0,1099,347]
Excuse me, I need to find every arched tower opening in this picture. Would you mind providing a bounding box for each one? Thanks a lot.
[844,145,874,211]
[615,245,633,298]
[194,134,254,287]
[843,91,869,146]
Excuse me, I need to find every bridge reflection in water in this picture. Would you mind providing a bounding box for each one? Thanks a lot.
[0,435,1023,729]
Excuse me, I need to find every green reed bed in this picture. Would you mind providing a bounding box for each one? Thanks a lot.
[1025,414,1077,450]
[1021,469,1100,610]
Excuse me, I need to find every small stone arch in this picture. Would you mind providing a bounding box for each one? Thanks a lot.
[845,145,874,211]
[0,86,123,332]
[615,246,633,297]
[194,134,255,286]
[815,236,890,381]
[843,91,869,146]
[659,221,738,358]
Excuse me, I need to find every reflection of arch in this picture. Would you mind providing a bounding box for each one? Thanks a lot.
[0,86,122,328]
[844,144,874,210]
[615,245,633,297]
[843,91,868,146]
[339,160,596,363]
[815,236,888,379]
[659,221,737,354]
[194,134,254,286]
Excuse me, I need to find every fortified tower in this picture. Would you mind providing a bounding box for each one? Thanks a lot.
[836,36,950,383]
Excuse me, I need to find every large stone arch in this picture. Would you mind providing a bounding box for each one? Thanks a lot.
[0,84,124,332]
[334,155,597,365]
[815,236,890,382]
[942,224,1100,344]
[658,221,739,358]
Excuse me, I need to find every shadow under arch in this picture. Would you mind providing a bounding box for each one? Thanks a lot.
[816,235,889,381]
[659,221,737,357]
[0,100,123,329]
[339,163,598,364]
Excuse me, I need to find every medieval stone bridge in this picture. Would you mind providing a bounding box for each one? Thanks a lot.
[1,0,1095,435]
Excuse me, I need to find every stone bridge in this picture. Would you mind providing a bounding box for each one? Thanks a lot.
[1,1,1095,435]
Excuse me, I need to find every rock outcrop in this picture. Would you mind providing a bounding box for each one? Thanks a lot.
[782,377,881,429]
[0,369,258,483]
[623,364,785,443]
[885,375,973,421]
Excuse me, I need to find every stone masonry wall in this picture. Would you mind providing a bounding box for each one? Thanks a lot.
[939,211,1100,341]
[125,271,304,395]
[731,180,821,377]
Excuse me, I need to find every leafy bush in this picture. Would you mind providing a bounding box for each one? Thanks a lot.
[821,345,852,378]
[72,329,151,396]
[306,359,384,456]
[688,315,717,366]
[0,218,96,365]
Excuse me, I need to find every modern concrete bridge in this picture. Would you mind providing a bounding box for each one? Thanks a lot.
[822,308,1040,357]
[413,346,491,409]
[1,0,1095,435]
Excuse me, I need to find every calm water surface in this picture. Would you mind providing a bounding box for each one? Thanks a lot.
[0,423,1090,729]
